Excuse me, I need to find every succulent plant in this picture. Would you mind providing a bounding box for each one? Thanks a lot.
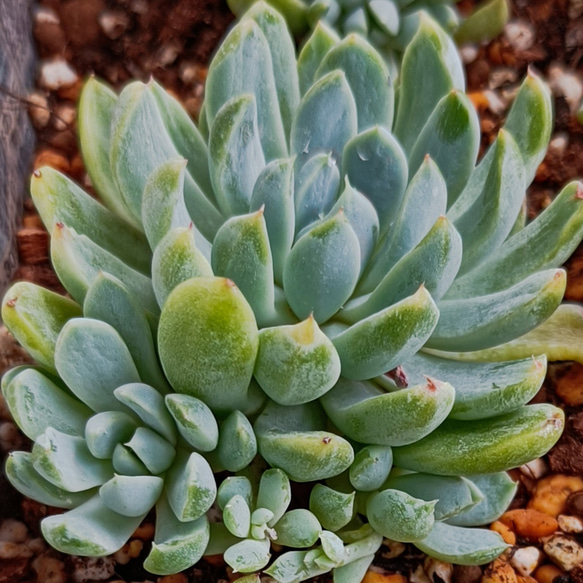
[2,3,581,580]
[226,0,509,72]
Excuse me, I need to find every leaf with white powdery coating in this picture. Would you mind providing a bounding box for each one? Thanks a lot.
[210,95,267,217]
[204,18,287,161]
[158,277,258,413]
[144,494,210,575]
[330,286,439,379]
[1,282,82,372]
[42,494,146,557]
[392,403,564,475]
[284,211,360,323]
[321,377,454,446]
[254,316,341,406]
[55,318,140,413]
[31,167,151,274]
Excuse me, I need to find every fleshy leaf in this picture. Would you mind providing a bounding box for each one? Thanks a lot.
[32,428,113,492]
[165,450,217,522]
[255,401,354,482]
[212,209,275,325]
[291,70,358,171]
[55,318,140,413]
[77,78,137,226]
[440,304,583,365]
[447,473,518,527]
[330,286,439,379]
[152,227,213,308]
[41,494,146,556]
[349,445,393,492]
[223,494,251,538]
[250,158,295,286]
[448,182,583,298]
[503,70,553,183]
[408,90,480,207]
[398,352,547,420]
[125,427,176,474]
[144,494,210,575]
[84,273,171,393]
[284,211,360,323]
[297,22,341,96]
[99,474,164,517]
[218,476,253,511]
[394,14,465,154]
[50,224,159,315]
[428,269,566,352]
[321,377,454,446]
[6,451,94,509]
[415,522,508,565]
[254,316,341,406]
[309,484,355,532]
[341,127,408,235]
[243,2,300,142]
[217,411,258,472]
[315,34,393,131]
[3,368,91,440]
[209,94,266,216]
[224,538,271,573]
[158,277,259,413]
[383,474,482,521]
[114,383,177,445]
[256,468,292,526]
[205,18,287,161]
[367,489,435,542]
[31,167,151,274]
[1,282,82,372]
[165,394,219,452]
[455,0,509,44]
[392,404,565,475]
[357,156,447,294]
[275,509,322,548]
[342,216,462,323]
[448,129,526,274]
[85,411,138,459]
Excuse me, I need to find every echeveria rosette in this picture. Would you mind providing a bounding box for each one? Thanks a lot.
[0,313,234,575]
[0,2,580,579]
[226,0,509,74]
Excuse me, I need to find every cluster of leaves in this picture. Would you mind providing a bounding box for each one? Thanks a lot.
[2,2,583,581]
[226,0,509,72]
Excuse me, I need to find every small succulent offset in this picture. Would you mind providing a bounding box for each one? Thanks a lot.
[226,0,509,71]
[2,4,582,580]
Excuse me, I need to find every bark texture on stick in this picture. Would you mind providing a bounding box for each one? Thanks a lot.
[0,0,35,299]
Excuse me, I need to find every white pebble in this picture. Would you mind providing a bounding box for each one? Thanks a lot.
[460,45,479,64]
[0,519,28,543]
[39,59,79,91]
[548,63,583,114]
[520,458,548,480]
[511,546,541,576]
[504,20,536,52]
[543,534,583,571]
[98,11,129,40]
[425,557,454,583]
[558,514,583,534]
[34,5,60,25]
[411,564,431,583]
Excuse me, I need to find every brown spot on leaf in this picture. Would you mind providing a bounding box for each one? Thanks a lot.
[322,437,331,444]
